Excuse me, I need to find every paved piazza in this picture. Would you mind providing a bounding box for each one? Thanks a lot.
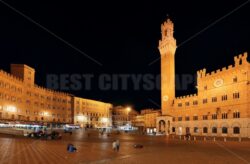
[0,130,250,164]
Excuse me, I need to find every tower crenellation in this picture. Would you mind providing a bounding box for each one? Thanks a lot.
[234,52,248,66]
[159,19,176,56]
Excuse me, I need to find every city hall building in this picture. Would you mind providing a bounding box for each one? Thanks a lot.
[156,18,250,137]
[0,64,112,127]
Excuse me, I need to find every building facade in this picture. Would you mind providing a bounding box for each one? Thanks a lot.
[73,97,112,128]
[0,64,112,127]
[131,115,145,131]
[132,109,161,134]
[142,109,161,133]
[156,18,250,137]
[112,106,138,128]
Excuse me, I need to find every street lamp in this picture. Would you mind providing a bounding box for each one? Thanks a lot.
[126,107,131,123]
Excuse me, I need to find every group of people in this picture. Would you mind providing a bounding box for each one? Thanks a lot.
[112,140,120,152]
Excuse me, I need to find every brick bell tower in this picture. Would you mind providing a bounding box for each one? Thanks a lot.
[158,18,177,115]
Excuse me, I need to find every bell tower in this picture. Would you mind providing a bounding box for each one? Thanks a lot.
[158,18,177,115]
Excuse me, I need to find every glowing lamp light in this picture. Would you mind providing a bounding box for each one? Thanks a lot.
[77,115,87,121]
[126,107,131,112]
[44,112,48,116]
[6,106,17,112]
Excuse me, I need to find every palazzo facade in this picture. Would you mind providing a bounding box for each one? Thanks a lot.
[0,64,112,127]
[156,19,250,137]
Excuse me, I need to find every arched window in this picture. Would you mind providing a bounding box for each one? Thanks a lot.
[233,127,240,134]
[222,127,228,134]
[212,127,217,133]
[194,127,199,133]
[172,127,176,133]
[203,127,208,133]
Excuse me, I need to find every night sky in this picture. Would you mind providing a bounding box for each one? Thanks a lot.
[0,0,249,111]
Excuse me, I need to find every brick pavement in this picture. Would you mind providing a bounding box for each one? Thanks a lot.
[0,130,250,164]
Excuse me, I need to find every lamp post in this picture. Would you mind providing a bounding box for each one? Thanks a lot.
[126,107,131,126]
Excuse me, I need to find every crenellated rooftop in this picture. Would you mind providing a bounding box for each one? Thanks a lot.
[197,52,248,79]
[34,84,70,96]
[0,69,24,84]
[0,66,70,97]
[175,93,198,100]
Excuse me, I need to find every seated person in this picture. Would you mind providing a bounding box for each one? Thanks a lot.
[67,144,77,152]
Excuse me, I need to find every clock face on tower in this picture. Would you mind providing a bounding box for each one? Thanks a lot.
[163,95,169,101]
[214,79,224,87]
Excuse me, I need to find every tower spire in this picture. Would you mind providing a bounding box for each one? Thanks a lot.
[158,18,177,115]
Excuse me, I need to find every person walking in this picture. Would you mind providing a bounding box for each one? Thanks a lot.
[116,139,120,152]
[112,141,117,151]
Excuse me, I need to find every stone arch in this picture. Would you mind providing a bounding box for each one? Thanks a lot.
[176,125,183,135]
[158,120,166,133]
[203,127,208,133]
[210,123,218,128]
[220,122,229,128]
[220,122,229,134]
[202,123,209,134]
[202,123,209,128]
[231,122,241,128]
[210,123,218,134]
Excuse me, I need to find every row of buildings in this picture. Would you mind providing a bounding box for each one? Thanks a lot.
[1,18,249,138]
[0,64,112,128]
[0,63,144,130]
